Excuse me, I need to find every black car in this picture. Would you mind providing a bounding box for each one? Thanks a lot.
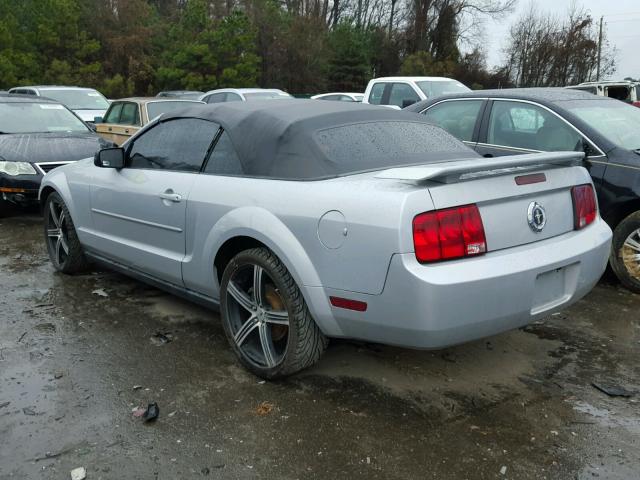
[406,88,640,292]
[0,94,112,213]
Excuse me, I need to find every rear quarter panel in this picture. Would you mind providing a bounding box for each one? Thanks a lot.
[182,173,432,299]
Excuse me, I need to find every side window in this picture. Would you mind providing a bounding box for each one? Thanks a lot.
[127,118,219,172]
[319,95,339,101]
[339,95,354,102]
[388,83,420,108]
[206,93,227,104]
[488,101,582,152]
[204,130,243,176]
[103,103,123,123]
[368,83,385,105]
[225,93,243,102]
[118,102,139,125]
[423,100,483,142]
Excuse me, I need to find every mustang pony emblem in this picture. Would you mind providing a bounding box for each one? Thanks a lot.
[527,201,547,232]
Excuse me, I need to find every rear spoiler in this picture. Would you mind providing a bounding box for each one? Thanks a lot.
[374,151,585,184]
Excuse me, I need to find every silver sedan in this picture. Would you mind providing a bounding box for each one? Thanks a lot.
[40,100,612,378]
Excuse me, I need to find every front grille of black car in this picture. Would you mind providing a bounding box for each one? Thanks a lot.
[35,162,72,175]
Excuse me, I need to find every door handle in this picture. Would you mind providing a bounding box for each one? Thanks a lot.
[159,190,182,203]
[483,153,494,158]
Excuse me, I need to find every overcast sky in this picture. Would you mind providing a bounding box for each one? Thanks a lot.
[484,0,640,80]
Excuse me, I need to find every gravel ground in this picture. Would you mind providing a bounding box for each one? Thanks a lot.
[1,211,639,479]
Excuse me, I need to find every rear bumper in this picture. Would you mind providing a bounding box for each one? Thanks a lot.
[322,218,612,349]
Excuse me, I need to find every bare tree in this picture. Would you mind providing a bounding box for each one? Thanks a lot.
[502,3,616,87]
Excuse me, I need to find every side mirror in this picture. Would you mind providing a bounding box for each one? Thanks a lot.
[402,99,417,108]
[582,140,595,157]
[94,147,125,169]
[93,116,103,124]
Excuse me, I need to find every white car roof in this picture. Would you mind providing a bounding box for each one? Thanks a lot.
[368,77,459,83]
[311,92,364,98]
[12,86,100,91]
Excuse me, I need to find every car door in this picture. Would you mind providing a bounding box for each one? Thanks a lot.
[421,99,486,150]
[88,117,220,286]
[96,101,140,145]
[476,99,584,158]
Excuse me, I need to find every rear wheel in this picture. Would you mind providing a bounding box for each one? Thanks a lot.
[44,192,89,274]
[610,211,640,293]
[220,247,327,379]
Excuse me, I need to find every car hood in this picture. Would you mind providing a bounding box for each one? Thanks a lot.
[73,109,107,122]
[0,132,112,164]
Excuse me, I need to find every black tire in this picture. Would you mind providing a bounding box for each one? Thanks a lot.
[43,191,89,274]
[220,247,327,379]
[610,211,640,293]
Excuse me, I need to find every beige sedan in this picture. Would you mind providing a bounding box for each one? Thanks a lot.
[95,97,204,145]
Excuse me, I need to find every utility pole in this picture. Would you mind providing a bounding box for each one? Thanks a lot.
[596,16,603,81]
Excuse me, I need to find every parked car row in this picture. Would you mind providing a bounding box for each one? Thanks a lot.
[1,79,637,379]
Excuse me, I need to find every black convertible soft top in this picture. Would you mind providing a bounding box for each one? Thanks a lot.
[161,99,474,180]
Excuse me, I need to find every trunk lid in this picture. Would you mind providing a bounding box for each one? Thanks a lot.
[378,152,588,252]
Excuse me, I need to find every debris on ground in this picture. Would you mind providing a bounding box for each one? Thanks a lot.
[0,401,10,409]
[54,371,64,379]
[143,402,160,422]
[132,407,146,417]
[168,410,177,417]
[150,332,172,346]
[132,403,160,421]
[500,465,507,475]
[23,407,36,416]
[70,466,86,480]
[92,288,109,297]
[592,382,634,398]
[255,401,274,416]
[132,385,143,390]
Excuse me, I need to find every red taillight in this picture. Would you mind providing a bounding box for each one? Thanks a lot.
[413,204,487,263]
[572,184,597,230]
[633,101,640,108]
[330,296,368,312]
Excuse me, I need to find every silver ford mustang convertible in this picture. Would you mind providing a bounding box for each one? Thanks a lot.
[40,100,612,378]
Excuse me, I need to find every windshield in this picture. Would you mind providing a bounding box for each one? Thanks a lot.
[416,80,470,98]
[41,89,109,110]
[146,101,202,120]
[0,102,90,134]
[243,91,292,100]
[560,99,640,150]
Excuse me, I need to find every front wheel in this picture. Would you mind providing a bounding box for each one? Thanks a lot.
[44,192,89,274]
[220,247,327,379]
[610,211,640,293]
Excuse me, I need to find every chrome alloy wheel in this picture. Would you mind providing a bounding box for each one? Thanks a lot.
[45,198,70,268]
[622,228,640,279]
[225,264,290,369]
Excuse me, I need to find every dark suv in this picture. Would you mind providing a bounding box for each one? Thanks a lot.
[407,88,640,292]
